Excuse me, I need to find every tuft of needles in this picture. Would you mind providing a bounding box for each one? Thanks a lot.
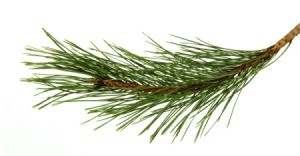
[23,23,300,142]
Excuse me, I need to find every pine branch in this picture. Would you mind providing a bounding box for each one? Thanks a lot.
[23,23,300,142]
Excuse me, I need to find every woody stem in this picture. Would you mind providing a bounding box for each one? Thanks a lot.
[89,23,300,92]
[269,23,300,54]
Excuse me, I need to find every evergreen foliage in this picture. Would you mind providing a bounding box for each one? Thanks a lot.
[23,24,299,142]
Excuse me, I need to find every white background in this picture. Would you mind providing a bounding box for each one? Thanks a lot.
[1,0,300,155]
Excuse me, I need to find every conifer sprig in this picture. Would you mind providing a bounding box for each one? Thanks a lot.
[23,23,300,142]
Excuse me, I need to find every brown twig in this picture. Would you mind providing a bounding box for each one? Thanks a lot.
[88,23,300,93]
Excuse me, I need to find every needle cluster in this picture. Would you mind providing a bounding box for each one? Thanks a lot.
[23,29,289,142]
